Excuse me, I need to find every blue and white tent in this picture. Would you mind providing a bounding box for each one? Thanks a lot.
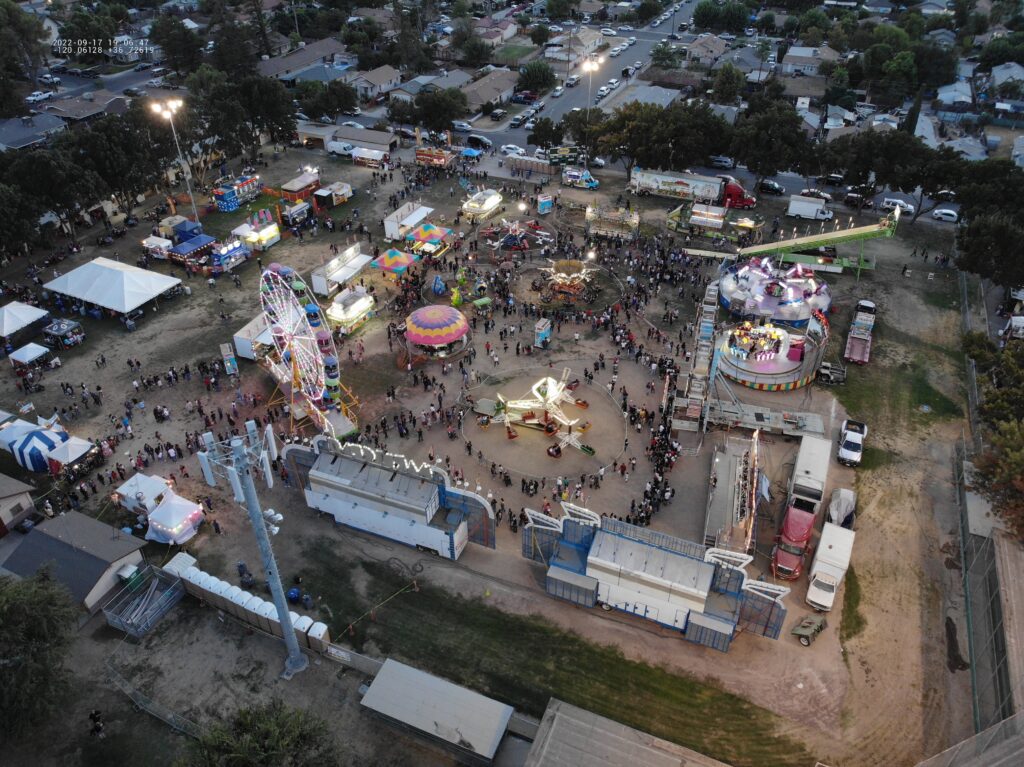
[12,428,69,473]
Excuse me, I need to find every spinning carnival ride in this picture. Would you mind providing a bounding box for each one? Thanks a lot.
[535,259,596,304]
[260,264,359,437]
[481,219,554,252]
[718,258,832,328]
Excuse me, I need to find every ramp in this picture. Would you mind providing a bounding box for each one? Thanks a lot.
[738,210,900,269]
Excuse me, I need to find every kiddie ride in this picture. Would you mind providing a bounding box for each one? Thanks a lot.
[482,368,595,457]
[481,219,554,252]
[536,258,597,305]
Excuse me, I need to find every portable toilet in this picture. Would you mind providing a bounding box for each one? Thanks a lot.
[241,595,264,628]
[257,601,279,634]
[162,552,197,577]
[193,572,213,601]
[292,615,314,649]
[222,586,244,617]
[229,588,253,620]
[207,579,231,610]
[181,566,203,597]
[307,622,331,653]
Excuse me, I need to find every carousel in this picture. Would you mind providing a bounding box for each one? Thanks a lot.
[718,258,832,328]
[536,258,596,304]
[404,305,470,359]
[715,313,829,392]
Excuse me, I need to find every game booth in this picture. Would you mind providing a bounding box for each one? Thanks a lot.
[404,305,470,359]
[212,175,263,212]
[278,172,320,203]
[313,181,353,210]
[141,235,173,260]
[405,223,453,261]
[310,242,373,298]
[415,147,456,168]
[372,249,419,279]
[145,491,204,545]
[281,200,312,228]
[719,258,832,328]
[462,189,503,223]
[42,318,85,350]
[352,147,387,168]
[231,209,281,253]
[327,287,375,336]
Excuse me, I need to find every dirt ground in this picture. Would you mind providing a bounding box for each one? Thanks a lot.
[0,144,974,766]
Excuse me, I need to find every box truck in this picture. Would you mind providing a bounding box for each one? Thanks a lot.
[787,195,834,220]
[788,435,831,514]
[629,169,756,208]
[806,523,855,611]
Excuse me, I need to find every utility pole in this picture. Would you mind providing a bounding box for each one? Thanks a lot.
[198,423,308,679]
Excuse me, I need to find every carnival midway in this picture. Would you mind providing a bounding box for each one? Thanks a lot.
[0,114,932,765]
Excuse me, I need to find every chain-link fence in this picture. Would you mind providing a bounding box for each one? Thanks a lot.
[915,709,1024,767]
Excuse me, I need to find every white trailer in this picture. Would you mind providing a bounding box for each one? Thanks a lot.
[787,195,834,221]
[788,435,831,514]
[806,523,855,611]
[383,201,434,242]
[629,169,723,201]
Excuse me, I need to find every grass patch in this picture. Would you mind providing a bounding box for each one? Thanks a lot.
[832,356,961,424]
[300,541,813,767]
[908,363,961,418]
[859,445,897,471]
[920,276,959,311]
[839,565,866,643]
[198,192,280,240]
[494,44,535,64]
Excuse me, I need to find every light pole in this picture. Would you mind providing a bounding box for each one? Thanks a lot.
[582,56,603,168]
[151,99,200,224]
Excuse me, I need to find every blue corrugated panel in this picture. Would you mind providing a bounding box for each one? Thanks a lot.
[551,542,587,574]
[738,591,787,640]
[684,622,733,653]
[602,518,706,560]
[711,564,745,596]
[545,568,597,607]
[522,525,560,563]
[562,518,597,549]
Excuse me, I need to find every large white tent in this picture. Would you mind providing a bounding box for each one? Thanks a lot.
[0,302,48,336]
[145,491,204,544]
[115,473,170,514]
[46,436,96,472]
[43,257,181,313]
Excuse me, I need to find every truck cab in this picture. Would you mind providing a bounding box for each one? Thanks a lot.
[561,167,599,189]
[771,505,816,580]
[722,182,756,209]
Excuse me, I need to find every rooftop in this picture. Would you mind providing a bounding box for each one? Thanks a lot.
[256,38,347,79]
[0,113,66,150]
[0,473,33,499]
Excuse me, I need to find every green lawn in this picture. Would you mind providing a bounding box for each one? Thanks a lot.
[300,541,814,767]
[198,192,281,240]
[494,44,536,65]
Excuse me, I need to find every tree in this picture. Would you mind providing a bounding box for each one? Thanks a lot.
[518,61,556,93]
[545,0,579,20]
[6,149,102,235]
[57,8,118,63]
[880,50,918,103]
[718,3,749,33]
[530,25,551,46]
[0,0,49,112]
[528,117,564,148]
[414,88,468,132]
[693,1,720,30]
[729,102,809,190]
[184,700,343,767]
[244,0,273,57]
[650,42,681,69]
[461,36,492,68]
[296,81,358,120]
[912,43,957,88]
[712,63,745,103]
[0,181,44,255]
[387,98,418,127]
[799,9,831,32]
[150,15,204,74]
[756,12,776,33]
[973,419,1024,541]
[595,101,668,176]
[0,570,79,740]
[209,19,257,80]
[956,214,1024,288]
[636,0,663,23]
[207,76,295,161]
[560,107,606,153]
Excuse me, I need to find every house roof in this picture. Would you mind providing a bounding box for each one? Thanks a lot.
[688,35,727,58]
[708,103,740,124]
[394,75,437,95]
[43,91,127,122]
[461,69,518,104]
[2,511,144,604]
[0,473,33,500]
[946,136,987,161]
[332,126,396,148]
[427,70,473,91]
[783,45,840,67]
[256,37,347,79]
[625,85,679,109]
[937,81,972,104]
[0,113,66,150]
[926,28,957,46]
[782,76,827,98]
[862,0,892,10]
[993,62,1024,88]
[356,64,400,87]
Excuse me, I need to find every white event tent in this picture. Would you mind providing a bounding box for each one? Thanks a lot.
[0,301,49,336]
[43,257,181,313]
[145,491,204,544]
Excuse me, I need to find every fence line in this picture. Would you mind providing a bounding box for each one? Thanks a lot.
[105,660,203,739]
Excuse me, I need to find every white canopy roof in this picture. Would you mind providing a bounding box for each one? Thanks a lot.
[45,435,94,467]
[0,302,48,336]
[145,491,203,545]
[10,343,49,364]
[43,257,181,313]
[0,419,39,451]
[327,254,372,284]
[116,473,170,512]
[352,147,386,161]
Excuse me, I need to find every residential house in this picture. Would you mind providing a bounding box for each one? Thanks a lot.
[973,26,1009,48]
[712,46,770,75]
[992,62,1024,91]
[460,69,518,110]
[291,58,357,84]
[1,511,146,612]
[623,85,679,109]
[1012,135,1024,169]
[479,29,506,48]
[425,70,474,93]
[390,75,439,102]
[354,6,397,30]
[925,28,957,49]
[797,108,821,138]
[780,45,840,76]
[687,35,728,67]
[945,135,987,161]
[958,60,978,81]
[914,114,940,149]
[108,34,143,64]
[936,81,973,108]
[861,0,893,14]
[917,1,953,16]
[43,91,129,126]
[782,76,827,99]
[704,102,740,125]
[350,65,402,99]
[578,0,604,15]
[0,474,34,536]
[256,38,348,81]
[473,17,517,44]
[0,114,66,152]
[544,29,603,64]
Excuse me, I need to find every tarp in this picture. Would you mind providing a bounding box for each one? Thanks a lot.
[12,428,69,472]
[43,257,182,314]
[116,473,169,513]
[0,301,48,336]
[145,491,203,544]
[461,147,482,157]
[10,343,49,365]
[46,435,94,469]
[169,234,216,257]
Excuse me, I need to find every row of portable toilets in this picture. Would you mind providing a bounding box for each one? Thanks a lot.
[163,553,331,653]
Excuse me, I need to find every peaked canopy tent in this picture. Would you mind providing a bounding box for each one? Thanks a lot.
[43,257,182,314]
[0,419,40,452]
[115,473,170,514]
[12,428,69,472]
[9,343,50,366]
[0,301,49,337]
[145,491,204,545]
[46,435,98,475]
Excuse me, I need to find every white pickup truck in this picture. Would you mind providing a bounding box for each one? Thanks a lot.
[837,420,868,467]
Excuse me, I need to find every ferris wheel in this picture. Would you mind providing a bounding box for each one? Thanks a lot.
[260,264,345,435]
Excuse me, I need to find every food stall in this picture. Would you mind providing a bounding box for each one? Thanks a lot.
[167,234,215,272]
[278,171,320,203]
[310,243,374,297]
[352,147,387,168]
[462,189,503,223]
[415,147,456,168]
[0,301,49,343]
[10,342,52,374]
[327,287,375,336]
[212,175,263,212]
[405,222,453,261]
[173,219,204,243]
[142,235,173,260]
[281,200,312,227]
[231,209,280,253]
[208,237,251,275]
[313,181,353,211]
[46,435,100,479]
[42,318,85,350]
[157,215,189,240]
[232,314,273,361]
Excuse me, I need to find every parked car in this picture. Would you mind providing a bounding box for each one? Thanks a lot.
[25,91,52,103]
[842,193,874,209]
[552,86,564,97]
[816,173,845,186]
[133,61,152,71]
[123,87,147,97]
[633,61,643,70]
[501,144,526,156]
[837,420,868,467]
[534,100,546,111]
[609,47,623,57]
[627,37,637,45]
[618,25,634,32]
[800,188,833,202]
[340,120,364,129]
[880,197,914,214]
[601,28,616,36]
[596,86,609,97]
[710,155,735,169]
[50,64,68,74]
[490,108,508,120]
[590,157,606,168]
[342,107,362,116]
[933,189,957,202]
[932,208,959,222]
[451,120,472,132]
[145,77,165,87]
[565,75,581,87]
[39,73,60,85]
[524,119,537,130]
[510,115,526,128]
[607,78,620,89]
[467,134,492,149]
[759,179,785,195]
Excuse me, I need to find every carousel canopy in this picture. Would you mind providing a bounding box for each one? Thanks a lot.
[10,343,49,365]
[46,436,94,469]
[405,305,470,346]
[0,301,48,336]
[406,223,452,244]
[11,428,69,473]
[145,491,204,545]
[372,249,419,274]
[43,257,182,314]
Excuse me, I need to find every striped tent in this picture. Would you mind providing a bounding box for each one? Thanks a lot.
[12,429,69,473]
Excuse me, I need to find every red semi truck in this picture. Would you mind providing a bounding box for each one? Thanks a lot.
[771,504,816,580]
[629,168,757,208]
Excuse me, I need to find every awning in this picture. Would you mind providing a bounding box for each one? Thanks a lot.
[0,301,48,336]
[10,343,49,365]
[170,234,216,257]
[461,148,482,157]
[352,147,386,161]
[326,254,373,284]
